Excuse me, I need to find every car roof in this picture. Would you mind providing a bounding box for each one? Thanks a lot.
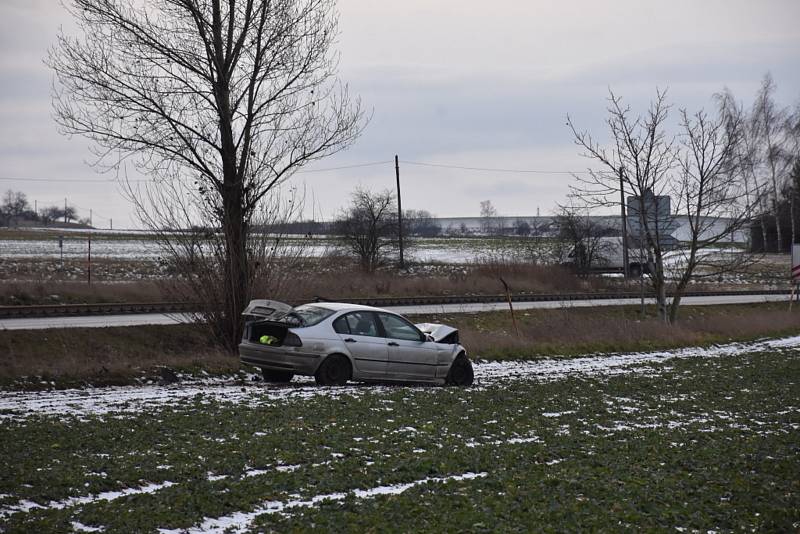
[300,302,392,314]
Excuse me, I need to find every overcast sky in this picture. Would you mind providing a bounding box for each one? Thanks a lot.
[1,0,799,228]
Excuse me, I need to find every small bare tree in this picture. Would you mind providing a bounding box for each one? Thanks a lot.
[135,180,310,350]
[40,206,63,226]
[337,188,399,272]
[553,204,614,273]
[568,89,759,323]
[48,0,365,351]
[479,200,498,234]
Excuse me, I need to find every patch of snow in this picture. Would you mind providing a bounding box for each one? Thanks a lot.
[2,336,799,421]
[71,521,104,532]
[0,481,174,518]
[541,411,576,418]
[161,472,487,534]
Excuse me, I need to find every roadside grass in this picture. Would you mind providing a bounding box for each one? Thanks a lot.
[0,261,609,304]
[0,324,234,390]
[300,261,613,301]
[0,279,165,306]
[2,302,799,390]
[410,301,800,360]
[0,344,797,532]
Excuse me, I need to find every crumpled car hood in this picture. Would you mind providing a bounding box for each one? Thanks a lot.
[414,323,458,343]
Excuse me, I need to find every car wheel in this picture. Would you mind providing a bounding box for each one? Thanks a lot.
[446,354,473,386]
[315,355,351,386]
[261,369,294,383]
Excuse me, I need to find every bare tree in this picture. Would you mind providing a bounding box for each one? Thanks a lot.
[718,89,770,250]
[136,181,310,350]
[568,90,675,319]
[404,209,441,237]
[40,206,63,226]
[1,190,30,225]
[479,200,498,234]
[554,204,614,273]
[48,0,365,350]
[722,75,798,252]
[667,105,759,321]
[750,74,795,251]
[568,89,759,323]
[337,188,399,272]
[514,219,531,236]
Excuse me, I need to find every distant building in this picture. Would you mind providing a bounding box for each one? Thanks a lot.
[626,190,678,249]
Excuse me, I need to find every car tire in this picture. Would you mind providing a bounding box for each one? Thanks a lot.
[446,354,473,386]
[315,355,351,386]
[261,369,294,383]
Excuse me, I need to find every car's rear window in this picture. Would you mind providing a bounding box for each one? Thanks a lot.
[292,305,335,327]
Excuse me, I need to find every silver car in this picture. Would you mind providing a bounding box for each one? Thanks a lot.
[239,300,473,386]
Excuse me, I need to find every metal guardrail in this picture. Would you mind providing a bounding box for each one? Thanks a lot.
[0,289,791,319]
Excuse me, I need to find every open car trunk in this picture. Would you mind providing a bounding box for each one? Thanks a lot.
[242,300,294,346]
[246,321,290,346]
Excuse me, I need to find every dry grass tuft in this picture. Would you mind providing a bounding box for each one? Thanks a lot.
[0,324,234,389]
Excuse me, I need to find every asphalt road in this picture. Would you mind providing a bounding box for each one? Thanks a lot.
[0,293,790,331]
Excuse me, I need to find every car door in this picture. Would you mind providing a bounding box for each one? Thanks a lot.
[377,312,439,380]
[333,311,388,377]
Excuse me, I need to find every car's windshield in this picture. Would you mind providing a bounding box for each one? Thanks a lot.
[290,305,335,327]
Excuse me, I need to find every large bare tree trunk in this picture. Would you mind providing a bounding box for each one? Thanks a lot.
[789,192,796,253]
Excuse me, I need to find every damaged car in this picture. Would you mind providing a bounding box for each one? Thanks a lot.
[239,300,473,387]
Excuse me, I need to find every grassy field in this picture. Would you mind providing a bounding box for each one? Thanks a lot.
[0,337,797,532]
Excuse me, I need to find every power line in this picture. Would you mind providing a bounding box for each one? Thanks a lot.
[0,176,142,183]
[0,158,591,183]
[400,160,588,175]
[296,160,393,173]
[0,161,394,184]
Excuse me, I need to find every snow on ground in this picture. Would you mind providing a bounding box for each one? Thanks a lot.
[0,482,175,519]
[157,472,487,534]
[2,335,799,421]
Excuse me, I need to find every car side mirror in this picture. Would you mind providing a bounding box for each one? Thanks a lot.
[425,334,435,342]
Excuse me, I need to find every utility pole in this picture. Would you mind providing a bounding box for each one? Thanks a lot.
[89,209,93,228]
[34,200,37,216]
[395,155,405,269]
[110,218,113,230]
[64,198,68,224]
[619,166,630,278]
[87,234,92,285]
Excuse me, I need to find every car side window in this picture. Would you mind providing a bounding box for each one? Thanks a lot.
[344,312,380,337]
[378,313,424,342]
[333,315,350,334]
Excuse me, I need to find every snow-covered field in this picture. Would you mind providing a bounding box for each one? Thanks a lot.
[0,237,514,264]
[2,335,797,420]
[1,336,798,532]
